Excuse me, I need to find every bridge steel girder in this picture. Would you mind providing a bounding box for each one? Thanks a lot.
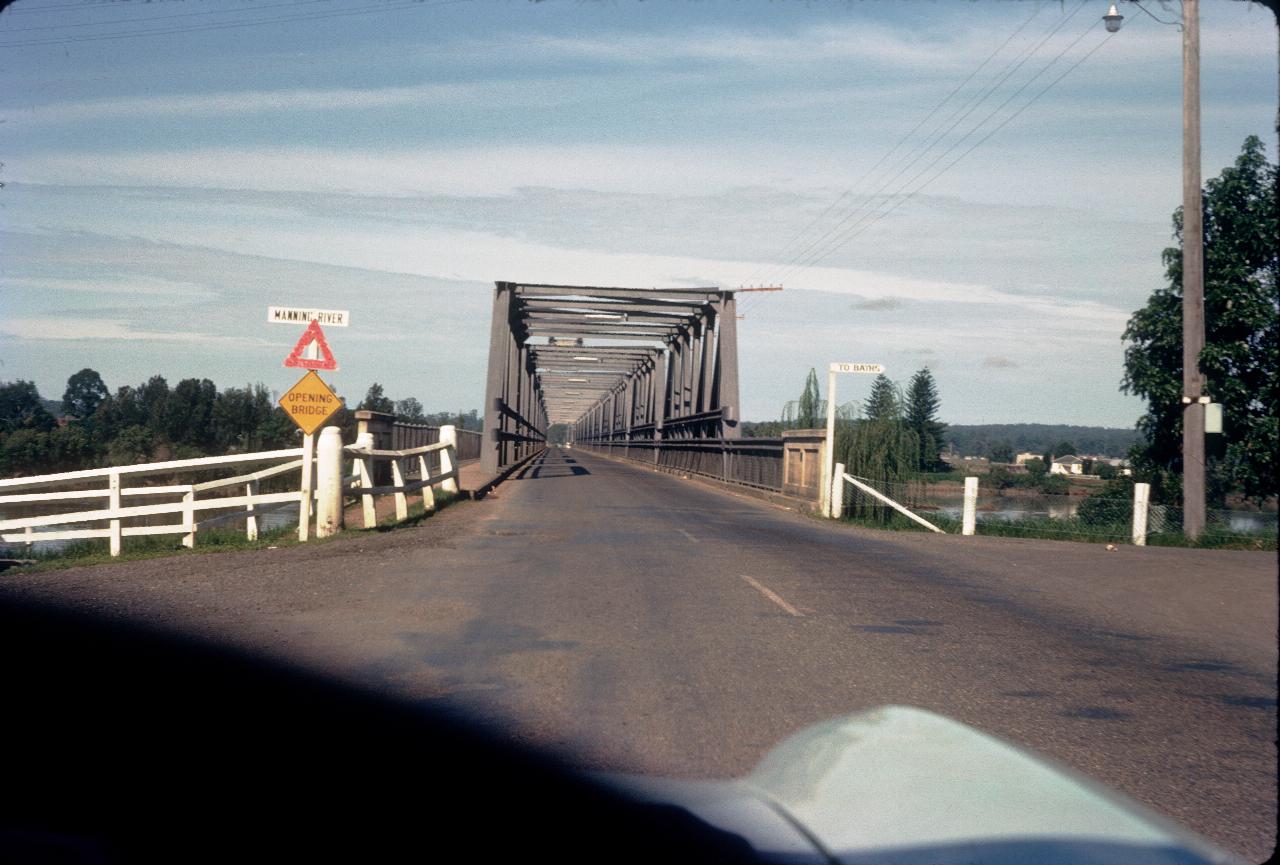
[480,282,739,472]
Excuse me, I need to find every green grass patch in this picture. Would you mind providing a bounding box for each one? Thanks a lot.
[8,523,301,573]
[835,509,1275,550]
[6,490,466,573]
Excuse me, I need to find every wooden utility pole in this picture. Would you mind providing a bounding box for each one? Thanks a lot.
[1182,0,1206,539]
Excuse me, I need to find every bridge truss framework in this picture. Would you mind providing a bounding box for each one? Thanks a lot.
[480,282,741,475]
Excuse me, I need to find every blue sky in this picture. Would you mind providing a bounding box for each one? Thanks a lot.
[1,0,1275,426]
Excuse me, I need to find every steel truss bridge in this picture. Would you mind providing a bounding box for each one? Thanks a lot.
[481,282,781,488]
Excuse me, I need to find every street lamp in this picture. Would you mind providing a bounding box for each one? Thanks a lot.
[1103,4,1124,33]
[1104,1,1206,539]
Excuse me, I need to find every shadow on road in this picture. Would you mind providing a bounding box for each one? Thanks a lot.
[512,451,591,481]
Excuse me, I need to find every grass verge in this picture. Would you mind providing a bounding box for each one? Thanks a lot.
[3,491,464,574]
[835,510,1275,550]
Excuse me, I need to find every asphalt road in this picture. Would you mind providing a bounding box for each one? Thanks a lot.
[5,448,1276,861]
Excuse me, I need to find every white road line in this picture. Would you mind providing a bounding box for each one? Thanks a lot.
[740,574,803,618]
[676,528,699,543]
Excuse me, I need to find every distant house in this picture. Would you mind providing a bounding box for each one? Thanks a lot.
[1049,455,1084,476]
[1014,452,1040,465]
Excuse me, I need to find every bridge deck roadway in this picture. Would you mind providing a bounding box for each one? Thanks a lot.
[4,448,1275,861]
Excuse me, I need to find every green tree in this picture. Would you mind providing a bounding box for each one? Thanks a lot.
[0,381,56,435]
[1,429,52,474]
[108,425,156,466]
[61,369,109,419]
[990,441,1015,463]
[1123,135,1278,503]
[905,368,947,470]
[139,375,170,433]
[162,378,218,449]
[359,383,395,414]
[864,373,898,422]
[796,368,821,428]
[395,398,425,423]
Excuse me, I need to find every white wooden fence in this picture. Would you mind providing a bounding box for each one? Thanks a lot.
[0,425,464,557]
[0,449,306,556]
[344,426,459,529]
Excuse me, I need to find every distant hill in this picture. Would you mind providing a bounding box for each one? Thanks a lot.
[944,424,1138,459]
[41,398,63,417]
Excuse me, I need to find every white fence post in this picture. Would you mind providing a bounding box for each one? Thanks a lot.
[1132,481,1151,546]
[315,426,344,538]
[298,433,315,542]
[391,458,408,522]
[418,454,436,512]
[962,476,979,536]
[245,480,259,541]
[108,469,122,556]
[830,462,845,519]
[181,487,196,548]
[439,425,460,495]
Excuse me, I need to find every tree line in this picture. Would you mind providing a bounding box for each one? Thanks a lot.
[0,370,480,477]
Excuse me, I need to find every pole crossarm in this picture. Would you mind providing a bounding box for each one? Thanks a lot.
[481,281,742,473]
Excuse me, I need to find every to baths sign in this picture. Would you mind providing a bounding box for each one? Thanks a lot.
[829,362,885,374]
[279,371,343,435]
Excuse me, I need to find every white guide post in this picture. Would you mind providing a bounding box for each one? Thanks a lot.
[822,369,837,517]
[1132,481,1151,546]
[830,462,846,519]
[315,426,344,538]
[298,433,315,541]
[439,425,460,496]
[962,476,979,536]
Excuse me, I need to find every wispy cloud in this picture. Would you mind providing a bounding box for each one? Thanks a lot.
[0,316,276,346]
[850,296,905,312]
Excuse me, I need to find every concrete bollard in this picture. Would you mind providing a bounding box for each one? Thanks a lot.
[962,476,978,536]
[315,426,345,538]
[830,462,846,519]
[439,425,460,495]
[1132,481,1150,546]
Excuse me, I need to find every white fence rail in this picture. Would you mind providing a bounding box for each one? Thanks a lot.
[1,424,466,557]
[344,425,460,528]
[0,449,305,556]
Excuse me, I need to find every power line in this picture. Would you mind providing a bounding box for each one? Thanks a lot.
[758,0,1090,290]
[768,4,1099,285]
[741,0,1049,289]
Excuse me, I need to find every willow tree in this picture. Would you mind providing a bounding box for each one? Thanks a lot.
[836,378,922,523]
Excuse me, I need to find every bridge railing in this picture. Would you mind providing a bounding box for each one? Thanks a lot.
[579,437,785,492]
[344,427,460,528]
[0,449,307,556]
[389,421,483,465]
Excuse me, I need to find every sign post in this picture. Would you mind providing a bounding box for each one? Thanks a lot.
[278,371,344,540]
[823,362,886,518]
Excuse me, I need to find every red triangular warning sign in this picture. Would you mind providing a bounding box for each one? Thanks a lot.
[283,320,339,371]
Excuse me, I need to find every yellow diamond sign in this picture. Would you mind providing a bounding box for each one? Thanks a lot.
[279,371,342,435]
